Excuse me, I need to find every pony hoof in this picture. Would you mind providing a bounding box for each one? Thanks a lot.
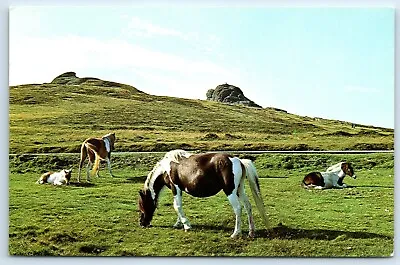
[230,234,240,239]
[248,232,255,238]
[173,223,183,229]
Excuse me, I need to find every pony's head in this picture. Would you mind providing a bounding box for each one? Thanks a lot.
[341,162,356,179]
[138,189,156,227]
[138,162,166,227]
[138,150,191,228]
[63,169,72,185]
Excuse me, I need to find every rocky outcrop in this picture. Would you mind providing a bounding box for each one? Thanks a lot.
[206,83,262,108]
[51,72,143,92]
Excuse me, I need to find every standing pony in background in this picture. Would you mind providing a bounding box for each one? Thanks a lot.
[138,149,269,238]
[78,133,116,182]
[302,162,356,189]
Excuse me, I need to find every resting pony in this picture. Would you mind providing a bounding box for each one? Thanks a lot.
[302,162,356,189]
[138,149,269,238]
[37,169,72,185]
[78,133,116,182]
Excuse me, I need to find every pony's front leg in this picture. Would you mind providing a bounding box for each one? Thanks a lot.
[227,193,242,238]
[77,168,82,183]
[172,186,191,231]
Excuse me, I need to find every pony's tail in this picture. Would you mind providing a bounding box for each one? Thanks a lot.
[240,159,270,228]
[91,154,100,177]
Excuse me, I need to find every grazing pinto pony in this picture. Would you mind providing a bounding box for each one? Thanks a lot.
[78,133,116,182]
[302,162,356,189]
[138,149,269,238]
[37,169,72,186]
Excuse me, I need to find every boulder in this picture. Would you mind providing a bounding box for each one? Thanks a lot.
[206,83,262,108]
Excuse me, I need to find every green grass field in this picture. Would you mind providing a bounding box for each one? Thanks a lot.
[8,77,394,257]
[9,153,394,257]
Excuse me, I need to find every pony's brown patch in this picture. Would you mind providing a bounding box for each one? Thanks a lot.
[170,153,235,197]
[38,172,53,183]
[341,162,354,177]
[64,170,72,184]
[138,189,156,227]
[303,172,325,187]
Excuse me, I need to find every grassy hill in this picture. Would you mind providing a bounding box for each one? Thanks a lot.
[9,75,394,154]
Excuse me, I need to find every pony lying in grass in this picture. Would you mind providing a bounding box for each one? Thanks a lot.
[138,149,269,238]
[37,169,72,185]
[78,133,116,182]
[302,162,356,189]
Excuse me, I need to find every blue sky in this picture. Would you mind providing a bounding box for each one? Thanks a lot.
[9,7,394,128]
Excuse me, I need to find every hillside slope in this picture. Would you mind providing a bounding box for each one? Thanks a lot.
[9,75,394,153]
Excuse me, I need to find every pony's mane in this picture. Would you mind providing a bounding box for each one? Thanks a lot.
[162,149,192,164]
[143,150,192,193]
[102,133,115,142]
[326,162,344,172]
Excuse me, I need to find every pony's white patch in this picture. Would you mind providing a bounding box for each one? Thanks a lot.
[144,163,164,200]
[229,157,243,194]
[326,162,343,172]
[103,137,111,153]
[321,167,346,188]
[41,170,71,185]
[144,150,193,201]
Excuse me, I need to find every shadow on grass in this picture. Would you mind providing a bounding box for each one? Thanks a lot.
[160,224,392,241]
[124,176,147,184]
[261,175,289,179]
[356,185,393,189]
[257,224,392,240]
[68,182,95,187]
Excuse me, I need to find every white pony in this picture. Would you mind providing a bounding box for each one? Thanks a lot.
[302,162,356,189]
[37,169,72,186]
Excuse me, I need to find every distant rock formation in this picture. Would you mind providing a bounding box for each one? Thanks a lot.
[206,83,262,108]
[51,72,143,93]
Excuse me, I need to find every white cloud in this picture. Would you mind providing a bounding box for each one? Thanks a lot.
[9,35,233,91]
[122,16,222,54]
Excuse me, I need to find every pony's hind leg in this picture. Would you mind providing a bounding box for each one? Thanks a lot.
[173,216,183,229]
[227,193,242,238]
[86,162,92,182]
[106,156,115,177]
[238,181,255,238]
[86,150,96,181]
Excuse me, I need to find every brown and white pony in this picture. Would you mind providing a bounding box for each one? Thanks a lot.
[302,162,356,189]
[138,149,269,238]
[37,169,72,186]
[78,133,116,182]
